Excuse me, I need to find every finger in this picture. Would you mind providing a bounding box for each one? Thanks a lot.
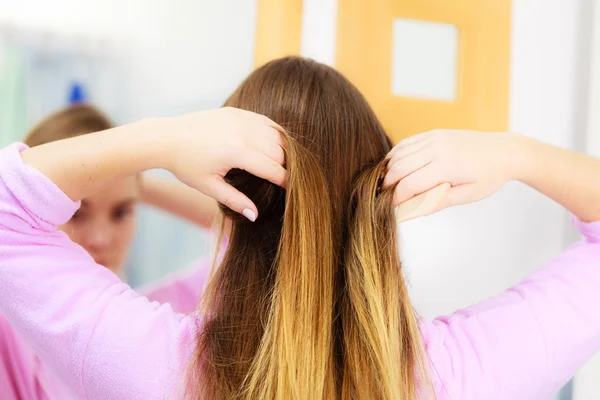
[388,141,428,163]
[238,150,288,187]
[435,184,478,211]
[251,131,286,166]
[393,164,446,205]
[395,182,451,222]
[387,131,437,158]
[256,124,288,165]
[235,109,286,161]
[382,151,432,190]
[265,124,288,152]
[202,176,258,221]
[241,108,278,127]
[240,109,285,141]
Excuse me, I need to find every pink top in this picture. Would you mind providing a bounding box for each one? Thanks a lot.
[0,264,209,400]
[1,142,600,399]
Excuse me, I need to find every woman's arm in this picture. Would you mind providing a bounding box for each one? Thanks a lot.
[21,107,286,219]
[517,136,600,222]
[421,217,600,399]
[0,143,194,399]
[384,131,600,398]
[21,118,166,203]
[384,131,600,222]
[0,108,285,399]
[140,175,219,228]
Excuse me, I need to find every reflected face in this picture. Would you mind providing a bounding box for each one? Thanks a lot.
[58,177,138,273]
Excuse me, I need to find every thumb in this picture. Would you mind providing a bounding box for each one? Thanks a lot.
[396,183,451,222]
[434,184,478,212]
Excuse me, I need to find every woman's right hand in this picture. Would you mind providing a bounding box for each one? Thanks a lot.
[165,107,287,221]
[382,130,531,212]
[22,107,286,223]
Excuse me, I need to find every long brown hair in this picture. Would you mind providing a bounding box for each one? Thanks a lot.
[188,57,428,399]
[24,105,113,147]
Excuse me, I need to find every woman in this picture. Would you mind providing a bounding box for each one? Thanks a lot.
[0,105,218,399]
[1,57,600,399]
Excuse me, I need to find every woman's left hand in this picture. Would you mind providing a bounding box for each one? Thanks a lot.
[382,129,529,212]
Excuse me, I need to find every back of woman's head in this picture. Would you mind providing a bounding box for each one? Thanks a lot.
[24,105,113,147]
[190,57,428,399]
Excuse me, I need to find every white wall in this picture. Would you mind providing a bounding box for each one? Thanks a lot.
[0,0,258,122]
[572,0,600,397]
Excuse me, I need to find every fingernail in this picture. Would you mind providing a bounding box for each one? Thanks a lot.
[242,208,257,222]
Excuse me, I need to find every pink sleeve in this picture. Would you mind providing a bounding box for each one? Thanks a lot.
[140,260,211,315]
[0,316,39,399]
[0,143,196,400]
[422,217,600,399]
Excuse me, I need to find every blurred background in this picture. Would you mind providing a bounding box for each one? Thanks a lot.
[2,0,600,398]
